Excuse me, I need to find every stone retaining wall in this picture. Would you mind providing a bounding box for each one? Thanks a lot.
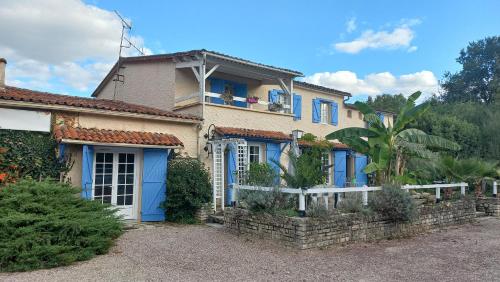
[476,197,500,216]
[224,199,476,249]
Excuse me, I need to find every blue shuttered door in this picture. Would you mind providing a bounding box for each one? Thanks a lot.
[226,143,237,206]
[210,78,224,104]
[81,145,94,199]
[355,154,368,185]
[141,149,169,221]
[293,94,302,120]
[266,143,281,184]
[233,83,247,108]
[312,98,321,123]
[330,102,338,125]
[334,150,347,188]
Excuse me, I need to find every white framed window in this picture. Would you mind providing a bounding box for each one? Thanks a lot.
[321,151,331,184]
[277,93,291,113]
[248,143,263,164]
[320,102,330,124]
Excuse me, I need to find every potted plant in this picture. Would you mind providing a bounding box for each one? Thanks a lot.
[220,92,234,105]
[268,102,283,112]
[246,96,259,104]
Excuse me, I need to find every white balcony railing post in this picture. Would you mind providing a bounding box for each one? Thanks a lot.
[362,185,369,206]
[493,181,498,198]
[435,187,441,203]
[461,182,467,196]
[298,190,306,217]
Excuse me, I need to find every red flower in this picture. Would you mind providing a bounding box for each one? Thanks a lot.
[0,173,7,182]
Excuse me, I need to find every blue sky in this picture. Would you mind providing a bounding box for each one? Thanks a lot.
[1,0,499,101]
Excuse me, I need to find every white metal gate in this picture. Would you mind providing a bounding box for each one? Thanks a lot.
[210,138,247,212]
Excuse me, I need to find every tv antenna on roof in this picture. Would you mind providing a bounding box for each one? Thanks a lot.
[112,10,145,100]
[115,10,145,57]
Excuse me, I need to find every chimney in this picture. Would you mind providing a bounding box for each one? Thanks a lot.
[0,58,6,89]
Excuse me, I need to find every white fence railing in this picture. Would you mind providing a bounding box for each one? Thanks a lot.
[233,182,469,216]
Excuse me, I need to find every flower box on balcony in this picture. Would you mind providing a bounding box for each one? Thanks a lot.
[268,102,283,112]
[246,97,259,104]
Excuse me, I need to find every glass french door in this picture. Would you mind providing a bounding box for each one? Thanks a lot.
[93,151,137,219]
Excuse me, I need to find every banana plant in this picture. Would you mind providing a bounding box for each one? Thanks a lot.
[326,91,460,184]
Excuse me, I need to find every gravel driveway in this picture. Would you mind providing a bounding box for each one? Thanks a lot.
[2,217,500,282]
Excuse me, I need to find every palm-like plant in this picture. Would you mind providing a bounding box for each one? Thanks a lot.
[437,156,498,195]
[326,91,460,184]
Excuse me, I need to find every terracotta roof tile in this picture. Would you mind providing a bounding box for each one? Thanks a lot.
[294,81,352,97]
[0,86,202,121]
[54,125,183,147]
[298,140,350,149]
[215,126,292,141]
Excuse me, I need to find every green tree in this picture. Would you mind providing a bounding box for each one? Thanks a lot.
[326,92,460,184]
[367,93,407,113]
[441,36,500,104]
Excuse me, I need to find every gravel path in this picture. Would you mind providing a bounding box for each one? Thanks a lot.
[2,217,500,282]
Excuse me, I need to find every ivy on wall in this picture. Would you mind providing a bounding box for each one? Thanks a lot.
[0,129,72,181]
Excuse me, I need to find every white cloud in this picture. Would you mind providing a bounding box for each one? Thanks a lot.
[333,19,420,54]
[346,17,357,33]
[0,0,150,95]
[303,70,438,100]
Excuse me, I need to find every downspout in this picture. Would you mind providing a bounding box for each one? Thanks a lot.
[197,53,207,161]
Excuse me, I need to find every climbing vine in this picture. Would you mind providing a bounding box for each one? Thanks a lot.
[0,130,72,185]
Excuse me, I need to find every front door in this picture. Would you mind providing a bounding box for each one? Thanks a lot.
[93,150,138,219]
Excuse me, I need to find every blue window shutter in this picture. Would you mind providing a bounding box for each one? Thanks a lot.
[268,89,280,103]
[355,154,368,185]
[233,82,247,108]
[377,112,385,123]
[210,78,224,104]
[226,143,237,206]
[334,150,347,187]
[266,143,281,184]
[58,143,66,161]
[293,93,302,121]
[141,148,168,221]
[81,145,94,199]
[330,102,338,125]
[312,98,321,123]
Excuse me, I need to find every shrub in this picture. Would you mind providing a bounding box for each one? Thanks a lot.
[368,184,417,222]
[337,192,374,216]
[306,202,334,219]
[244,163,277,187]
[0,179,123,272]
[164,158,211,223]
[239,187,292,214]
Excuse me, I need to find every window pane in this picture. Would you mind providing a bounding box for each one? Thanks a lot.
[105,153,113,162]
[126,174,134,184]
[127,154,134,163]
[103,196,111,204]
[95,164,103,174]
[119,164,126,173]
[96,153,104,162]
[117,185,125,195]
[126,185,133,194]
[105,164,113,173]
[104,174,112,184]
[125,195,133,205]
[117,195,124,205]
[118,174,125,184]
[119,154,126,163]
[95,174,103,185]
[94,187,102,196]
[127,164,134,173]
[104,185,112,196]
